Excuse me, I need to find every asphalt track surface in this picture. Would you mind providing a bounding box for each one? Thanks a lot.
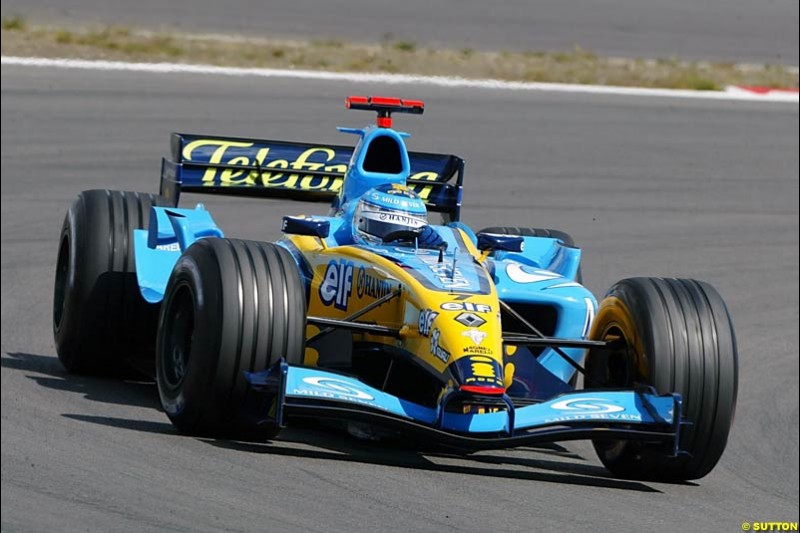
[1,65,798,533]
[2,0,799,65]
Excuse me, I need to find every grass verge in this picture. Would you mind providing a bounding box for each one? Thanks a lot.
[2,17,797,90]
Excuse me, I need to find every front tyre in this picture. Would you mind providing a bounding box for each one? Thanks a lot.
[156,238,306,440]
[587,277,738,481]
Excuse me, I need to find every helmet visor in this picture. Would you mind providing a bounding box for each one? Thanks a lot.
[357,207,427,242]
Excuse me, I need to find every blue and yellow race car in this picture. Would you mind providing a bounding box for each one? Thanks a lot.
[52,96,738,481]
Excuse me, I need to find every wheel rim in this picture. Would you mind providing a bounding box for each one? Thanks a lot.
[590,296,648,389]
[53,234,70,331]
[599,325,635,388]
[161,283,195,390]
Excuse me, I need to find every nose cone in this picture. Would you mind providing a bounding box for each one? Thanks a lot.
[451,355,506,395]
[431,301,506,394]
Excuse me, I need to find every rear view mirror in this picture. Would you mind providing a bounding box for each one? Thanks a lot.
[476,232,524,253]
[282,216,330,239]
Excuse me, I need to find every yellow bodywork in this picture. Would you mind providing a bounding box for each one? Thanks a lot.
[286,232,507,389]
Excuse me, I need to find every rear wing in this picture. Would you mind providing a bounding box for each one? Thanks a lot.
[160,133,465,221]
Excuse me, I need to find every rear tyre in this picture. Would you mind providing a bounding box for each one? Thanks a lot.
[586,277,738,481]
[156,238,306,440]
[478,226,582,283]
[53,189,169,375]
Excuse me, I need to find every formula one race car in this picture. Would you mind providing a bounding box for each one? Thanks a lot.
[52,96,738,481]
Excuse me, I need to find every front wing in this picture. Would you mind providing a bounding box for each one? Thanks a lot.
[245,362,684,452]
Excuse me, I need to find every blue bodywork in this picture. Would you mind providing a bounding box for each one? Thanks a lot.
[335,125,411,210]
[133,204,223,303]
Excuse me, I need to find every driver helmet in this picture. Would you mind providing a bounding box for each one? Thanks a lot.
[352,183,428,245]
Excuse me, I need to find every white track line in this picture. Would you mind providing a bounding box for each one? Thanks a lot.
[3,55,798,104]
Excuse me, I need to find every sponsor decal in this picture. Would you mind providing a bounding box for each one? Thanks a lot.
[418,309,438,337]
[463,346,493,356]
[367,191,427,209]
[543,397,643,423]
[319,260,354,310]
[387,183,414,195]
[356,266,394,300]
[429,329,450,363]
[181,139,441,199]
[417,254,471,290]
[543,413,642,423]
[440,302,492,313]
[506,263,561,284]
[294,377,374,403]
[377,213,426,227]
[370,193,401,204]
[454,312,486,328]
[155,242,181,252]
[461,329,488,345]
[550,398,625,414]
[184,141,347,189]
[439,302,492,313]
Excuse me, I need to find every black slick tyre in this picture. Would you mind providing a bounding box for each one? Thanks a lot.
[587,277,738,481]
[156,238,306,440]
[53,189,169,375]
